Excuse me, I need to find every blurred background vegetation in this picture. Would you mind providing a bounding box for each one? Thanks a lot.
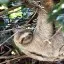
[0,0,36,30]
[48,0,64,31]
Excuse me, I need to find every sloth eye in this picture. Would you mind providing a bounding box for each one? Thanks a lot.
[24,35,31,40]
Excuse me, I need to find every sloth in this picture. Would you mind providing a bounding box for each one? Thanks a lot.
[13,29,33,45]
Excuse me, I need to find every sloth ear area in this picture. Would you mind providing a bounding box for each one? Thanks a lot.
[13,28,33,45]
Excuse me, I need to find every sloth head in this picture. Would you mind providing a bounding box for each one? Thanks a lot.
[13,29,33,45]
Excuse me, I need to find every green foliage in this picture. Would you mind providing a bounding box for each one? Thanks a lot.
[0,0,34,30]
[48,0,64,32]
[8,6,33,22]
[0,0,9,5]
[0,5,33,29]
[48,1,64,25]
[9,7,22,19]
[60,0,64,3]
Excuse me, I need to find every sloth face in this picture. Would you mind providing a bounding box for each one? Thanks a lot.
[20,32,33,45]
[13,30,33,45]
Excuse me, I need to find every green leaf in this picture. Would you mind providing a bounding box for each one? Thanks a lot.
[0,0,9,4]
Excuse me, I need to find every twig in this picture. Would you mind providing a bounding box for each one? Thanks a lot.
[0,29,13,33]
[0,27,30,46]
[0,26,25,33]
[0,4,22,16]
[0,56,18,59]
[23,0,47,13]
[26,9,38,24]
[0,29,21,46]
[0,55,28,64]
[49,26,63,40]
[3,45,12,56]
[44,26,63,44]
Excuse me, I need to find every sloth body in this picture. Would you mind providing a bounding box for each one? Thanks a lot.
[13,29,33,45]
